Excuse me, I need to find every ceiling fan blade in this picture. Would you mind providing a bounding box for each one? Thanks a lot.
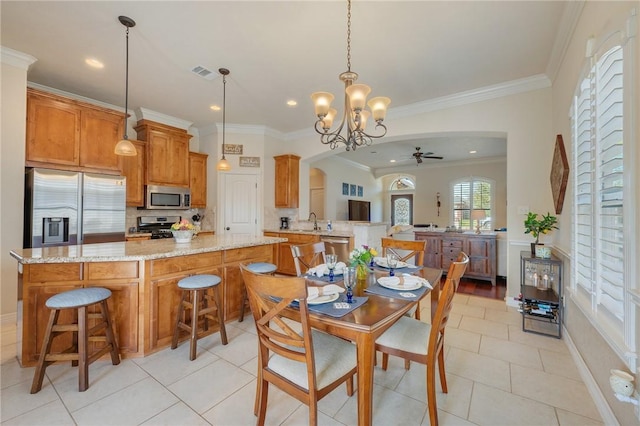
[422,155,444,160]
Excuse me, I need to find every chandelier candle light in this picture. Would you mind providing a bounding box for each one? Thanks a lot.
[311,0,390,151]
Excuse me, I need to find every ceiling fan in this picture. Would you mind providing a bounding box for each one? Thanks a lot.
[412,147,444,164]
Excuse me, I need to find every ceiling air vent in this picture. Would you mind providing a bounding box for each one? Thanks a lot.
[191,65,216,80]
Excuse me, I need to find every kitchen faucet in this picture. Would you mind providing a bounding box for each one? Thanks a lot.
[308,212,318,231]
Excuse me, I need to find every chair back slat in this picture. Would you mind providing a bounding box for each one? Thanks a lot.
[290,242,327,276]
[430,252,469,350]
[381,237,426,265]
[240,264,317,385]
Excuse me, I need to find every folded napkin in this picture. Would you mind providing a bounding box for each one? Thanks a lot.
[401,273,433,289]
[307,262,347,277]
[307,284,345,300]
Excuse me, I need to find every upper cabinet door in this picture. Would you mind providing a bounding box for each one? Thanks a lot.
[136,120,191,187]
[79,109,124,171]
[119,140,146,206]
[274,154,300,208]
[26,91,81,167]
[189,152,208,208]
[26,88,124,173]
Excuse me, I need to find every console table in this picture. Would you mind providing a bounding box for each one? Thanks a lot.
[414,231,497,285]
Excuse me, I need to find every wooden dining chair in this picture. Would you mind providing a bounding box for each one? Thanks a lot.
[290,241,327,277]
[375,252,469,426]
[381,237,427,319]
[239,264,357,426]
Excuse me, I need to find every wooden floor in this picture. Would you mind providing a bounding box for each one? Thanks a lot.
[456,276,507,300]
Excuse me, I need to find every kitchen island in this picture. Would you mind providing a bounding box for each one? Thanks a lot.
[10,234,286,366]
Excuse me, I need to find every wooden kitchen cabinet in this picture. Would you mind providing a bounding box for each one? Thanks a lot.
[189,152,208,208]
[274,154,300,208]
[135,119,191,187]
[119,140,146,206]
[415,231,497,285]
[223,245,273,319]
[266,232,320,276]
[26,88,124,172]
[20,261,140,365]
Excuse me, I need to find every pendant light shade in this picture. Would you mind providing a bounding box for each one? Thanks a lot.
[216,68,231,171]
[115,15,137,157]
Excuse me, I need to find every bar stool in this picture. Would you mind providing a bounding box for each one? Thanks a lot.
[31,287,120,394]
[171,274,228,361]
[238,262,277,322]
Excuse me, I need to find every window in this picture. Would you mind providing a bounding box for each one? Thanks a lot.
[569,12,636,368]
[451,178,493,230]
[390,177,415,226]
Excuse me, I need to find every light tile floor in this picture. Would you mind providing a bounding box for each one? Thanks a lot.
[1,294,603,425]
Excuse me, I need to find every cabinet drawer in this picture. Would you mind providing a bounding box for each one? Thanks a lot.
[225,245,272,263]
[87,261,139,280]
[442,239,463,248]
[443,247,462,256]
[150,252,222,277]
[28,263,82,283]
[283,233,319,244]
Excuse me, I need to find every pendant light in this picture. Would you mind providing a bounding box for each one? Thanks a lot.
[216,68,231,171]
[114,15,137,156]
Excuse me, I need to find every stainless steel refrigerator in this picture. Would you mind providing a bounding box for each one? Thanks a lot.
[24,168,127,248]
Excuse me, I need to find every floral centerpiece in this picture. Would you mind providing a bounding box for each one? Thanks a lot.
[170,219,196,243]
[349,245,378,280]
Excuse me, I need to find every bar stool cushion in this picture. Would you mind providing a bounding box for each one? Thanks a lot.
[178,274,221,290]
[247,262,277,274]
[46,287,112,309]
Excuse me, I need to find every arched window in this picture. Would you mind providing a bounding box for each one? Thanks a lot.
[450,177,493,230]
[390,177,415,225]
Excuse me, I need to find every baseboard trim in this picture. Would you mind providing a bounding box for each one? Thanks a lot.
[563,326,618,425]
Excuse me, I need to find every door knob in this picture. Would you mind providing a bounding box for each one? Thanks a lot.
[226,227,230,231]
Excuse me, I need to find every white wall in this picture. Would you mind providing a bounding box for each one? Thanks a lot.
[307,156,383,222]
[550,3,639,424]
[1,50,32,317]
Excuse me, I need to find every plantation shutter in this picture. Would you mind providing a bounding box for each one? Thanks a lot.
[595,45,624,320]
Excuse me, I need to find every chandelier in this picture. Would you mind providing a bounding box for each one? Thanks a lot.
[311,0,390,151]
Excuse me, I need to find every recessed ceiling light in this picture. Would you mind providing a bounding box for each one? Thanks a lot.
[286,100,297,107]
[390,159,396,163]
[210,105,221,111]
[469,150,477,154]
[85,58,104,69]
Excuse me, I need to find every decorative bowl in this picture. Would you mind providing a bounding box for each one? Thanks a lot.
[171,230,194,243]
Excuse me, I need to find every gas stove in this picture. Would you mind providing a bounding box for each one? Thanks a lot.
[137,216,181,239]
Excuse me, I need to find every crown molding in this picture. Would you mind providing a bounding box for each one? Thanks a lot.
[136,107,193,130]
[546,1,585,83]
[1,46,36,70]
[27,82,126,112]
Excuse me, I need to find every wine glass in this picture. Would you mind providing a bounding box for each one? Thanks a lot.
[387,253,399,277]
[343,266,356,303]
[326,254,338,283]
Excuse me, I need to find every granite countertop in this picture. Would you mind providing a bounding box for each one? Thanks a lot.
[264,229,353,238]
[10,234,287,264]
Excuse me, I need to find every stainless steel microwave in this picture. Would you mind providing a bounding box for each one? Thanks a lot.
[144,185,191,210]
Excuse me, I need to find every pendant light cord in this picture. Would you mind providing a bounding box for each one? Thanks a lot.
[123,25,130,140]
[222,72,226,160]
[346,0,351,72]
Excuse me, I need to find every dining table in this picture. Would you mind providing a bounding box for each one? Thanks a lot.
[298,265,443,426]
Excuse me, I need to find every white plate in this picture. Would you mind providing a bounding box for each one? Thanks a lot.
[374,257,411,269]
[307,292,340,305]
[377,276,423,291]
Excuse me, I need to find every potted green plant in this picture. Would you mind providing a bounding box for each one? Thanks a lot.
[524,212,558,256]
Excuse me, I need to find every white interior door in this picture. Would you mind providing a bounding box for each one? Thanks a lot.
[222,173,258,237]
